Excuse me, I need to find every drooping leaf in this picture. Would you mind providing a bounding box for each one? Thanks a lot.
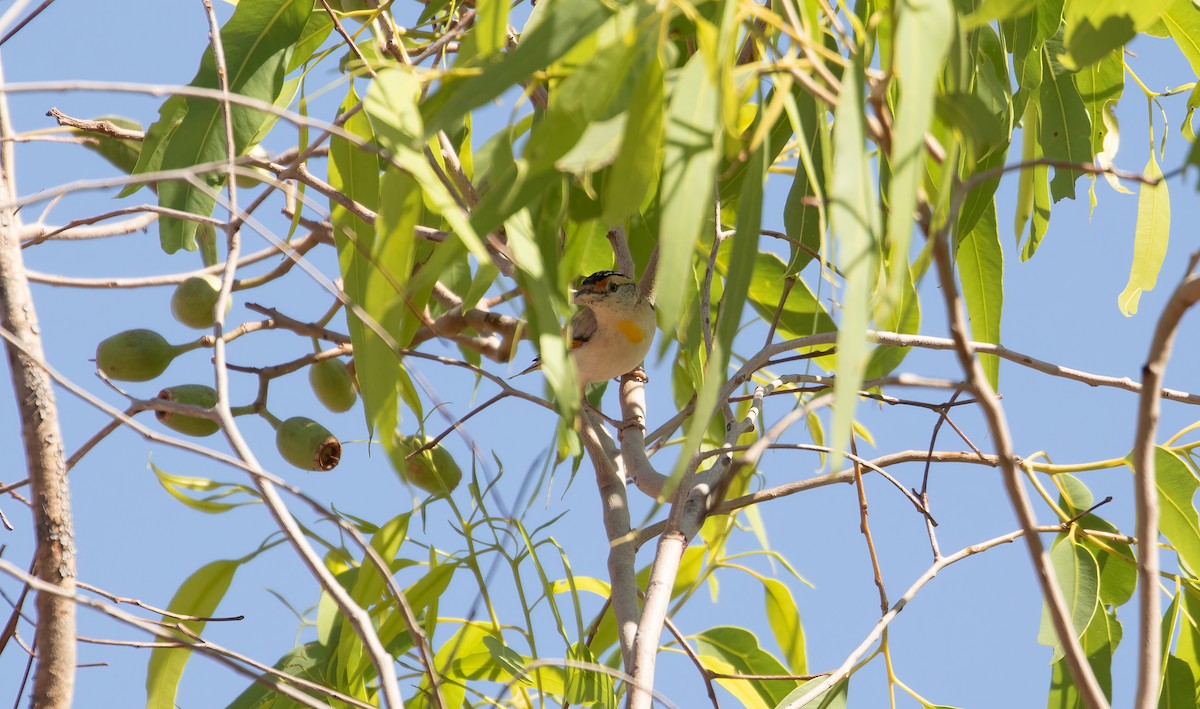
[1046,606,1121,707]
[146,559,243,709]
[1072,48,1125,158]
[828,58,881,472]
[782,88,827,276]
[1117,152,1169,316]
[1039,44,1093,202]
[602,49,665,224]
[141,0,313,253]
[1063,0,1173,70]
[762,578,807,674]
[955,197,1004,388]
[1150,446,1200,574]
[150,462,260,514]
[1015,103,1052,260]
[672,144,764,488]
[1163,0,1200,76]
[1037,535,1099,661]
[422,0,628,136]
[656,50,719,334]
[1159,655,1199,709]
[328,85,386,441]
[883,0,953,319]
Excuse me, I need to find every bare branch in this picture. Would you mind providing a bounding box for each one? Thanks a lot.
[0,53,76,708]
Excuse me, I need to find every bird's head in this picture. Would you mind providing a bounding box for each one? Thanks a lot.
[572,271,640,309]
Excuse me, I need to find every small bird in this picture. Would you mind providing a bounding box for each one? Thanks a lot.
[513,271,656,386]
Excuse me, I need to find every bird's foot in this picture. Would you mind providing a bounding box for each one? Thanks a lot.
[622,366,649,383]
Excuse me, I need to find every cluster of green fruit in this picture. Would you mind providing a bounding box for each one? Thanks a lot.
[93,274,463,493]
[93,275,346,472]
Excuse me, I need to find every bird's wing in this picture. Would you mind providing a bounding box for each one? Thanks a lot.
[511,307,596,379]
[569,306,597,349]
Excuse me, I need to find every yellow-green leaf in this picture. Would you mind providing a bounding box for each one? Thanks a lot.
[956,198,1004,388]
[147,559,242,709]
[1117,153,1169,316]
[828,59,881,472]
[656,50,719,331]
[883,0,953,319]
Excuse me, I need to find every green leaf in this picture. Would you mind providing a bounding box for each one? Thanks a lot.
[328,85,385,441]
[1037,535,1099,661]
[1086,518,1136,608]
[422,0,626,136]
[146,559,242,709]
[782,90,827,275]
[68,115,142,175]
[505,204,580,422]
[1057,473,1094,513]
[1159,655,1198,708]
[432,623,499,706]
[1071,48,1125,158]
[828,59,881,472]
[672,144,764,489]
[1047,606,1121,707]
[656,50,719,333]
[1176,587,1200,688]
[150,462,260,514]
[474,0,509,56]
[367,67,492,269]
[1015,103,1052,260]
[1063,0,1172,70]
[774,677,849,709]
[762,578,807,674]
[602,50,665,224]
[965,0,1037,26]
[147,0,313,253]
[565,641,615,706]
[1117,153,1169,316]
[1164,0,1200,77]
[935,93,1006,158]
[955,197,1004,388]
[227,640,334,709]
[883,0,953,320]
[1151,446,1200,574]
[695,626,799,708]
[1039,45,1094,202]
[335,513,411,682]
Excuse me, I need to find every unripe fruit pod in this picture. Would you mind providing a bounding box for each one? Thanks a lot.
[309,359,357,413]
[389,434,462,494]
[95,329,178,382]
[156,385,219,437]
[276,416,341,471]
[171,275,230,329]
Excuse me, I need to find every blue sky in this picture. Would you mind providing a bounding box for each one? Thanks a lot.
[0,2,1199,708]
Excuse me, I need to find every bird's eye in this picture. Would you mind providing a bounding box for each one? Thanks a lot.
[608,282,619,293]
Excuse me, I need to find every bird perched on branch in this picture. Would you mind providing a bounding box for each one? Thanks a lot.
[513,271,656,386]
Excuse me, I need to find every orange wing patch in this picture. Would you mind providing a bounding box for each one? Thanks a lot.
[617,319,645,344]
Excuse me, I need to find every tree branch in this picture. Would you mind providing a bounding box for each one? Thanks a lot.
[928,227,1107,708]
[1130,257,1200,708]
[0,51,76,708]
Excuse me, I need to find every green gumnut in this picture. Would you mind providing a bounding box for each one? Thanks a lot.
[389,434,462,494]
[171,275,229,329]
[156,385,219,437]
[276,416,341,471]
[309,359,357,413]
[95,329,178,382]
